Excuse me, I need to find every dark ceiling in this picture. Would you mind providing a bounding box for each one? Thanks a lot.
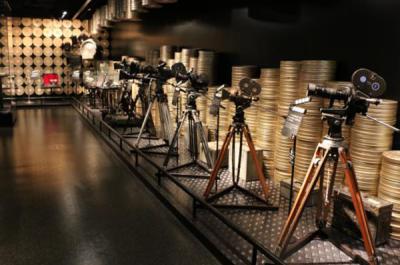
[8,0,107,19]
[6,0,325,21]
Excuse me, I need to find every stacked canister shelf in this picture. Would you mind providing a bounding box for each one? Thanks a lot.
[256,68,280,179]
[351,99,398,195]
[378,151,400,239]
[294,60,336,181]
[273,61,301,183]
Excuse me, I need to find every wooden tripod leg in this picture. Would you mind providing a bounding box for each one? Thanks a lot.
[276,145,330,257]
[316,151,326,227]
[204,126,234,198]
[338,147,377,265]
[243,125,270,201]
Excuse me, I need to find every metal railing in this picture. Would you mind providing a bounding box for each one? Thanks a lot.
[72,98,285,265]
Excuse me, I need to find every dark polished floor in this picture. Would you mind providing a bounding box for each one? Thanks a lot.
[0,107,221,265]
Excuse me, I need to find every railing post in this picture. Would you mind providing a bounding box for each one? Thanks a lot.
[251,246,257,265]
[119,138,123,151]
[99,122,102,132]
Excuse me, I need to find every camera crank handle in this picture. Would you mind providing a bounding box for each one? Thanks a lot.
[216,84,226,92]
[364,98,382,105]
[365,114,400,133]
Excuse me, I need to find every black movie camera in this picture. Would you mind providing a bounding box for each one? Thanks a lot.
[210,77,261,116]
[307,68,386,125]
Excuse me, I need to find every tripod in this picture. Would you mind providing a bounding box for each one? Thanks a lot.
[163,90,213,178]
[135,78,174,155]
[203,98,278,210]
[275,114,377,265]
[120,78,157,137]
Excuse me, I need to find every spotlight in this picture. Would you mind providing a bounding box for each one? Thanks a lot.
[61,11,68,19]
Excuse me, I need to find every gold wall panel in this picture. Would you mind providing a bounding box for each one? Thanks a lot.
[1,17,89,95]
[22,46,32,56]
[21,18,32,27]
[32,37,43,46]
[32,18,42,27]
[33,28,42,37]
[23,56,33,66]
[33,47,42,56]
[43,47,53,56]
[22,27,32,37]
[22,36,32,46]
[13,46,22,56]
[13,36,22,46]
[53,20,62,28]
[62,20,72,28]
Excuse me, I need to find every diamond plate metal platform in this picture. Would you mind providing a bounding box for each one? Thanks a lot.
[88,102,400,265]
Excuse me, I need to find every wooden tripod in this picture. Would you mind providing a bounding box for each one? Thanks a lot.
[203,119,277,210]
[275,117,378,265]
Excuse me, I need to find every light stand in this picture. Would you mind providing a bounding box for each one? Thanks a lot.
[280,103,309,214]
[288,135,297,214]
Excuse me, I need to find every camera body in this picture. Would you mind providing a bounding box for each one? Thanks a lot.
[172,62,209,94]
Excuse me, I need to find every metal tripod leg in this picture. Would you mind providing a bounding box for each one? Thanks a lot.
[243,125,270,201]
[318,151,339,227]
[158,100,173,144]
[276,144,330,257]
[188,113,195,159]
[339,147,377,265]
[163,110,188,168]
[135,97,155,147]
[204,126,234,198]
[193,110,213,169]
[231,129,237,184]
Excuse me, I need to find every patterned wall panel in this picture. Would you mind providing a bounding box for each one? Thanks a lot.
[93,28,110,59]
[0,17,91,96]
[0,17,14,96]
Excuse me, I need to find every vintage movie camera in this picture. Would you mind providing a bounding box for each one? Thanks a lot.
[210,77,261,117]
[307,68,386,125]
[171,62,209,106]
